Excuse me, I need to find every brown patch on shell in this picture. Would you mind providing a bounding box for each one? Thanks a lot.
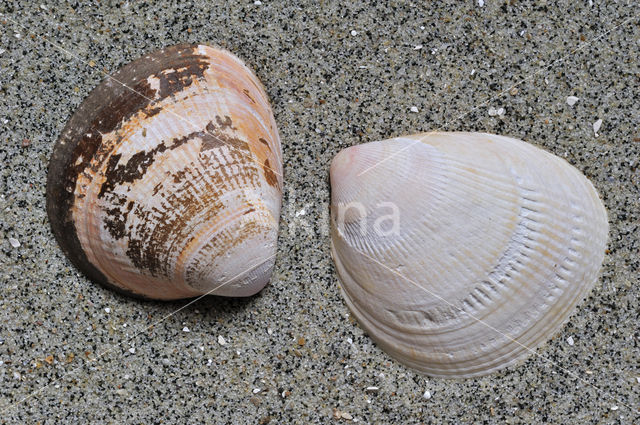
[144,107,162,118]
[156,59,209,99]
[215,115,236,131]
[258,137,270,150]
[199,119,249,153]
[263,158,278,188]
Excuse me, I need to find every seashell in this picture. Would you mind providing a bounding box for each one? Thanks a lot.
[46,44,282,300]
[329,132,608,377]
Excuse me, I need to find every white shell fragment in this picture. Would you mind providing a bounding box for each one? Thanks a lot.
[47,44,282,300]
[566,96,579,106]
[593,119,603,136]
[330,132,608,377]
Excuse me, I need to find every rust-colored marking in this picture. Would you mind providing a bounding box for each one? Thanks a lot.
[258,137,270,152]
[242,88,256,104]
[263,158,278,187]
[215,115,236,131]
[144,106,162,118]
[172,169,187,184]
[152,181,164,195]
[200,121,248,153]
[103,199,134,239]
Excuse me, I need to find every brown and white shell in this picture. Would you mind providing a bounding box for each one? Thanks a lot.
[46,44,283,300]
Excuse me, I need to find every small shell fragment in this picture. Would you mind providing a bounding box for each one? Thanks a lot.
[566,96,579,106]
[593,118,603,136]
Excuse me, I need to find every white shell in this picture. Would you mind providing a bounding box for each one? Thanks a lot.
[330,132,608,377]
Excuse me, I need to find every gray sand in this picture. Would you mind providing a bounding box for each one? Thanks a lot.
[0,0,638,423]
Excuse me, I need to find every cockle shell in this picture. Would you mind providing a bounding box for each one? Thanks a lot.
[330,132,608,377]
[46,44,282,300]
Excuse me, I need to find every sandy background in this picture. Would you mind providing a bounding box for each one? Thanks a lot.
[0,0,638,423]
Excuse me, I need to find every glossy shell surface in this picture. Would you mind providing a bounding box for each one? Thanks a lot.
[330,132,608,377]
[47,44,282,300]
